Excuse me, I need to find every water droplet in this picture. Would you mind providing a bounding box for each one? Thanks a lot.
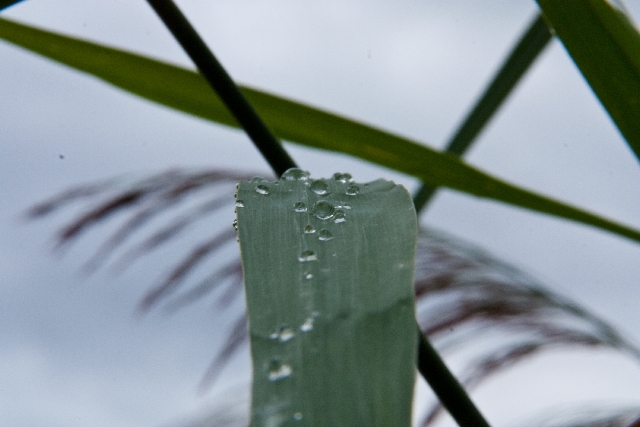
[255,184,270,195]
[268,359,292,381]
[293,412,303,421]
[318,229,333,241]
[280,329,295,342]
[332,172,352,183]
[303,224,316,234]
[298,250,317,262]
[309,180,328,195]
[235,200,245,208]
[304,272,313,280]
[300,317,314,332]
[293,201,307,213]
[333,209,346,223]
[345,184,359,195]
[232,219,238,230]
[312,201,334,220]
[250,176,267,183]
[270,325,295,342]
[281,168,310,181]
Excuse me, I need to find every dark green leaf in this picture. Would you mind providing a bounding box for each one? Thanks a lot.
[537,0,640,162]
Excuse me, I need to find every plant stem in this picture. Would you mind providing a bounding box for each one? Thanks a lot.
[146,0,297,177]
[417,328,491,427]
[413,14,552,213]
[0,0,23,12]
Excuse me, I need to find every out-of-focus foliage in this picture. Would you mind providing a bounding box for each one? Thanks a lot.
[26,169,640,425]
[2,17,640,243]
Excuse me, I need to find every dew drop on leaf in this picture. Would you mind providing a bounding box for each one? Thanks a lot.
[312,201,334,220]
[318,229,333,241]
[303,224,316,234]
[281,168,310,181]
[304,272,313,280]
[293,412,303,421]
[232,219,238,230]
[333,209,346,223]
[255,184,270,195]
[279,329,295,342]
[294,201,307,213]
[345,184,359,195]
[298,250,317,262]
[300,317,314,332]
[332,172,352,183]
[249,176,267,183]
[268,359,292,381]
[235,200,245,208]
[309,180,328,195]
[270,325,295,342]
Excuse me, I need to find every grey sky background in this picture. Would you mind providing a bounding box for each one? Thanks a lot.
[1,1,639,426]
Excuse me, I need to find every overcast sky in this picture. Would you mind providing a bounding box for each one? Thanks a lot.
[1,1,640,427]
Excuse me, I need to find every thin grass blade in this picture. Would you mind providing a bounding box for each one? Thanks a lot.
[414,14,552,211]
[536,0,640,163]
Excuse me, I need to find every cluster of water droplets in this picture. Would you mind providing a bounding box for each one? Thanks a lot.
[265,310,319,393]
[286,169,363,309]
[241,170,364,394]
[332,172,352,183]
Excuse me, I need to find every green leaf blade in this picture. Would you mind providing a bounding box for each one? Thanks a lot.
[236,174,418,426]
[537,0,640,162]
[1,17,639,243]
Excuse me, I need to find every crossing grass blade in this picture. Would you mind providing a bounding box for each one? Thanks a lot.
[0,0,23,11]
[1,17,640,243]
[235,172,418,426]
[536,0,640,163]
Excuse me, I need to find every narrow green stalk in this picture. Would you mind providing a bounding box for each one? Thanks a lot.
[414,14,552,213]
[146,0,297,176]
[417,329,492,427]
[0,0,23,11]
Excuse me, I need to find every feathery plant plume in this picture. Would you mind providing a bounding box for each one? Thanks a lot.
[413,228,640,426]
[25,168,640,425]
[518,406,640,427]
